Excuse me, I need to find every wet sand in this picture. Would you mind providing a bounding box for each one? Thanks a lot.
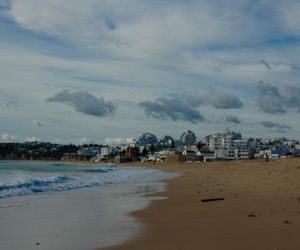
[103,158,300,250]
[0,177,174,250]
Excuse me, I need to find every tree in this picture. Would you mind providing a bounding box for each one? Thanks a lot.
[150,144,156,154]
[196,142,203,151]
[142,148,149,157]
[132,146,140,158]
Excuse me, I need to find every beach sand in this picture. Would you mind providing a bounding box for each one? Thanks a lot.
[103,158,300,250]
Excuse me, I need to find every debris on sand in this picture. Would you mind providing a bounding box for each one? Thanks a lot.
[201,198,224,202]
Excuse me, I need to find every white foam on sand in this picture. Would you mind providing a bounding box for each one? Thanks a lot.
[0,170,179,250]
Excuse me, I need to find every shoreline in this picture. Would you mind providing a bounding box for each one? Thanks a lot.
[0,163,178,250]
[102,158,300,250]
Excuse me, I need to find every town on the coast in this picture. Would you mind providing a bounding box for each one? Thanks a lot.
[1,130,300,163]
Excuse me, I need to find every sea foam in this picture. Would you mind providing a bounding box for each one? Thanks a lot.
[0,161,160,199]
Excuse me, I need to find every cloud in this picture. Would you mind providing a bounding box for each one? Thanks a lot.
[9,0,291,63]
[0,133,42,143]
[280,1,300,37]
[259,59,300,72]
[139,97,205,124]
[32,119,43,127]
[0,1,10,20]
[77,137,99,145]
[261,121,291,133]
[8,0,265,55]
[225,115,240,124]
[139,88,243,123]
[260,59,271,70]
[104,137,135,146]
[291,64,300,71]
[184,95,205,107]
[2,0,300,141]
[282,86,300,112]
[46,90,117,117]
[257,82,300,114]
[0,133,16,142]
[0,90,18,108]
[208,90,243,109]
[25,136,40,142]
[257,81,286,114]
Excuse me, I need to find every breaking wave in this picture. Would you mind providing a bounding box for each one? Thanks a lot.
[0,175,70,198]
[0,162,159,199]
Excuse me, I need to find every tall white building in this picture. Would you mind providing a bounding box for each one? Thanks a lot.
[100,146,113,156]
[207,131,242,151]
[206,131,248,160]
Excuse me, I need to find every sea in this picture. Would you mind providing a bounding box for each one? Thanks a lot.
[0,161,180,250]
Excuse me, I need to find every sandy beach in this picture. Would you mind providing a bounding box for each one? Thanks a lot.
[103,158,300,250]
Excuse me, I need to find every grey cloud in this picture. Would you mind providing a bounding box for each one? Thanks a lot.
[5,100,17,107]
[0,133,16,143]
[139,89,243,123]
[0,89,18,108]
[261,121,291,133]
[260,60,300,72]
[257,81,280,97]
[139,97,205,124]
[257,81,286,114]
[225,115,240,124]
[291,64,300,71]
[46,90,117,117]
[32,120,43,127]
[208,91,243,109]
[184,95,205,107]
[282,86,300,112]
[260,59,271,70]
[257,82,300,114]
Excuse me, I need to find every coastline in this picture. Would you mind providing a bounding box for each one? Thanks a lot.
[102,158,300,250]
[0,161,178,250]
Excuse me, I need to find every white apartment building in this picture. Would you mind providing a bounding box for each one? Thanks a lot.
[77,147,100,157]
[208,131,249,160]
[100,146,113,156]
[207,131,242,151]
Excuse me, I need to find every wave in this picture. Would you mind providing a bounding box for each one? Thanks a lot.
[0,175,70,192]
[82,166,116,173]
[49,163,70,167]
[0,175,71,198]
[0,163,162,199]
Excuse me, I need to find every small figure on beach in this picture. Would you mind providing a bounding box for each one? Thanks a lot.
[265,153,269,162]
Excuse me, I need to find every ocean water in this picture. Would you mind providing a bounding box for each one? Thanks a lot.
[0,161,180,250]
[0,161,168,199]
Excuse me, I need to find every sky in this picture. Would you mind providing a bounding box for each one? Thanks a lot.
[1,0,300,144]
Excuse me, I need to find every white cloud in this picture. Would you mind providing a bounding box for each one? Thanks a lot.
[32,120,43,127]
[77,137,99,145]
[104,137,135,146]
[0,133,16,142]
[8,0,274,59]
[0,0,300,141]
[24,136,40,142]
[279,1,300,36]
